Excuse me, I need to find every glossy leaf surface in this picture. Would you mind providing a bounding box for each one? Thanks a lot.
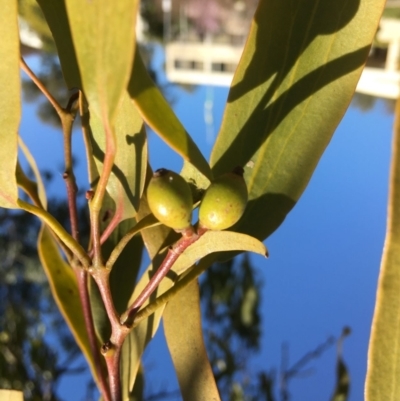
[0,0,20,208]
[128,51,212,180]
[365,99,400,401]
[37,226,98,382]
[210,0,385,241]
[164,280,221,401]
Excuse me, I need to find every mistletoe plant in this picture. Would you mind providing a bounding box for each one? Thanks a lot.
[2,0,398,400]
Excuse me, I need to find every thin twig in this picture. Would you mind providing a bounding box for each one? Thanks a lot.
[20,57,64,116]
[105,214,160,269]
[99,204,123,247]
[61,102,80,243]
[91,267,129,401]
[60,94,111,401]
[76,269,111,401]
[121,226,204,327]
[90,122,117,267]
[131,253,216,328]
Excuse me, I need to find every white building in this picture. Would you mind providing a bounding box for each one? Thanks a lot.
[166,18,400,99]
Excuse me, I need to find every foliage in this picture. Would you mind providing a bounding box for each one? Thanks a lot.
[1,0,393,400]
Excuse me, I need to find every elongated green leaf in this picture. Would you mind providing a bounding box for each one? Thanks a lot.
[0,390,23,401]
[65,0,138,122]
[37,226,98,382]
[365,99,400,400]
[211,0,385,241]
[128,50,212,180]
[36,0,81,88]
[18,137,47,208]
[164,280,221,401]
[172,231,267,276]
[89,92,147,221]
[121,318,160,401]
[0,0,20,208]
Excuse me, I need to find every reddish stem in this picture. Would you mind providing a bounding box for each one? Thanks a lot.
[92,268,130,401]
[76,270,111,401]
[61,94,111,400]
[121,227,206,327]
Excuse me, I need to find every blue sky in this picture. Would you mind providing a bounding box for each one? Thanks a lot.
[20,48,394,400]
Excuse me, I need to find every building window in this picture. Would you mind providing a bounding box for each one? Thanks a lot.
[174,59,204,70]
[211,62,236,72]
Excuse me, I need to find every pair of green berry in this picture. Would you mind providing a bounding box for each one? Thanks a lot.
[147,167,248,232]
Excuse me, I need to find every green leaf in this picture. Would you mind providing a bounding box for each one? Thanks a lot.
[36,0,81,88]
[18,137,47,208]
[164,280,221,401]
[0,390,23,401]
[37,226,98,383]
[365,99,400,400]
[128,50,212,180]
[210,0,386,241]
[89,92,147,221]
[172,230,267,276]
[65,0,139,122]
[0,0,20,208]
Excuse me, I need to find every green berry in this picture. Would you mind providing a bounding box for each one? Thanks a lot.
[147,169,193,231]
[199,167,248,230]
